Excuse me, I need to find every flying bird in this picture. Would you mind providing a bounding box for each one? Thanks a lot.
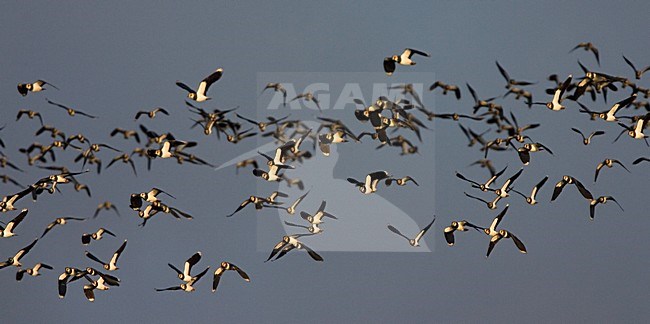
[261,83,287,106]
[16,262,53,281]
[0,208,28,238]
[16,109,44,125]
[235,159,258,174]
[266,235,323,262]
[513,176,549,205]
[385,176,419,187]
[82,268,121,302]
[383,48,430,75]
[577,94,637,122]
[135,107,169,120]
[456,166,508,192]
[17,80,58,96]
[41,216,86,238]
[106,153,138,175]
[268,190,310,215]
[589,196,624,220]
[176,68,224,102]
[0,238,38,269]
[212,262,250,293]
[291,92,322,112]
[46,99,97,118]
[110,128,141,143]
[571,128,605,145]
[156,267,209,293]
[81,228,116,245]
[482,205,527,258]
[167,252,204,283]
[347,171,391,194]
[496,61,536,89]
[300,200,337,228]
[227,194,283,217]
[58,267,88,299]
[1,187,34,212]
[569,42,600,66]
[387,215,435,247]
[551,176,593,202]
[85,240,127,271]
[535,75,573,111]
[594,159,630,182]
[429,81,461,99]
[443,220,484,246]
[463,192,502,210]
[94,201,120,218]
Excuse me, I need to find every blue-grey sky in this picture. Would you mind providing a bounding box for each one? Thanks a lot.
[2,1,650,322]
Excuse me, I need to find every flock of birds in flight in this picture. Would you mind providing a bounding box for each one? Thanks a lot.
[2,42,650,302]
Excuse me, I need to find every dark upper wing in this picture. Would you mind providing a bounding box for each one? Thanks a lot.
[517,150,530,165]
[368,171,390,181]
[444,230,455,246]
[383,58,396,75]
[490,205,509,231]
[466,83,478,103]
[405,48,430,58]
[84,251,106,266]
[185,252,202,271]
[346,177,363,186]
[46,99,71,111]
[573,179,593,200]
[387,225,410,241]
[155,286,182,292]
[455,172,481,187]
[227,199,251,217]
[623,55,637,74]
[17,238,38,260]
[265,240,287,262]
[415,216,436,241]
[201,68,224,94]
[571,128,586,140]
[175,81,195,94]
[508,233,527,253]
[192,267,210,284]
[531,176,549,199]
[496,61,511,83]
[550,180,566,201]
[8,209,28,231]
[231,264,250,281]
[168,263,182,275]
[40,221,57,238]
[301,244,324,262]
